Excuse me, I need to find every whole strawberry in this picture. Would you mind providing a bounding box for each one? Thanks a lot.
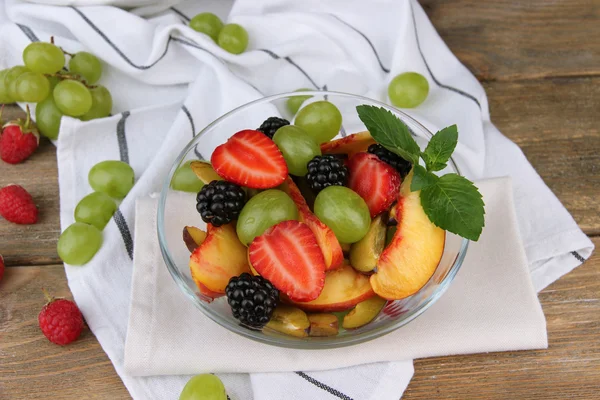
[39,289,84,345]
[0,184,38,224]
[0,105,39,164]
[0,254,4,283]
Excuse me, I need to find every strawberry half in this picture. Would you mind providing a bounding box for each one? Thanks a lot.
[0,105,39,165]
[248,220,326,302]
[211,129,288,189]
[348,152,401,217]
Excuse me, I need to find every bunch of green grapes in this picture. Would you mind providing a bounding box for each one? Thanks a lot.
[189,12,249,55]
[0,40,113,140]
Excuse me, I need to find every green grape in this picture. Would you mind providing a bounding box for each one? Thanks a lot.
[286,88,312,115]
[272,125,321,176]
[388,72,429,108]
[69,52,103,84]
[53,79,92,116]
[88,160,135,199]
[217,23,248,54]
[314,186,371,243]
[0,69,15,104]
[294,101,342,144]
[179,374,227,400]
[4,66,30,101]
[23,42,65,74]
[57,222,103,265]
[189,12,224,42]
[74,192,117,230]
[36,96,63,140]
[236,189,298,245]
[171,160,205,193]
[79,85,112,121]
[15,72,50,103]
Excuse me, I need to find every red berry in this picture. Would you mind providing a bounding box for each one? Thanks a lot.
[0,184,38,224]
[0,106,39,164]
[249,220,326,302]
[38,290,84,346]
[347,152,401,217]
[211,129,288,189]
[0,255,5,283]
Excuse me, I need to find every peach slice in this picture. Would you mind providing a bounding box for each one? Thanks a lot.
[293,263,375,312]
[320,131,375,157]
[280,177,344,270]
[265,305,310,338]
[342,296,387,329]
[370,171,445,300]
[189,223,251,293]
[183,226,208,252]
[190,161,222,184]
[308,313,339,337]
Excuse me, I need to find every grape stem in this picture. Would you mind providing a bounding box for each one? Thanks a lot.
[44,73,97,89]
[60,47,75,57]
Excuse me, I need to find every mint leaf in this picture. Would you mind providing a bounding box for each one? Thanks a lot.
[411,164,439,191]
[420,174,485,241]
[422,125,458,171]
[356,105,420,165]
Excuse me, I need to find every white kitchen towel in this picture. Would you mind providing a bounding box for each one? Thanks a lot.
[0,0,593,399]
[126,177,548,376]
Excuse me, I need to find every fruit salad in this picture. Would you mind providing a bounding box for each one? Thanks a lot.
[180,102,484,338]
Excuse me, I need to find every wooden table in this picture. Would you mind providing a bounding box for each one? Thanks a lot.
[1,1,599,398]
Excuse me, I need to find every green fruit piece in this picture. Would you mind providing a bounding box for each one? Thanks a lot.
[57,222,103,265]
[53,79,93,117]
[15,72,50,103]
[69,52,103,84]
[171,160,205,193]
[314,186,371,243]
[342,296,387,329]
[308,313,339,337]
[236,189,298,245]
[88,160,135,199]
[74,192,117,230]
[388,72,429,108]
[189,12,224,41]
[349,214,387,272]
[79,85,112,121]
[218,23,248,54]
[36,96,63,140]
[0,69,15,104]
[294,101,342,144]
[179,374,227,400]
[4,66,30,101]
[286,88,312,115]
[265,305,310,338]
[272,125,321,176]
[23,42,65,74]
[190,161,222,184]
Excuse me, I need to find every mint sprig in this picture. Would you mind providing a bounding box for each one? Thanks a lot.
[357,105,485,241]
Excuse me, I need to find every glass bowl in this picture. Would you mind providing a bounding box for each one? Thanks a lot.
[158,91,469,349]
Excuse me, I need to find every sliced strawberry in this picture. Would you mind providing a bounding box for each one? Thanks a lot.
[249,220,326,302]
[348,152,401,217]
[211,129,288,189]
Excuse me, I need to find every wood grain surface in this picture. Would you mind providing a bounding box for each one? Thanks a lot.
[1,0,599,398]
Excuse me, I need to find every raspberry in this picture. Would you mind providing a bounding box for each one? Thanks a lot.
[256,116,290,139]
[0,184,38,224]
[38,290,84,345]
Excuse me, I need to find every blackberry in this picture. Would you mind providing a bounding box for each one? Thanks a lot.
[306,155,349,194]
[257,116,290,139]
[226,273,279,329]
[196,180,246,227]
[368,144,412,177]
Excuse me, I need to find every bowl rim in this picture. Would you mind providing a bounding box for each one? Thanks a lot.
[157,90,469,349]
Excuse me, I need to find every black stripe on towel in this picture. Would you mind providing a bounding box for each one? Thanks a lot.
[328,14,390,73]
[116,111,131,164]
[571,251,586,263]
[70,7,173,70]
[170,7,191,23]
[181,105,205,161]
[409,3,481,109]
[259,49,320,89]
[114,209,134,260]
[295,372,354,400]
[17,24,39,42]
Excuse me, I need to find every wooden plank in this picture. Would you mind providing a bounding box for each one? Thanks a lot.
[421,0,600,81]
[1,238,598,399]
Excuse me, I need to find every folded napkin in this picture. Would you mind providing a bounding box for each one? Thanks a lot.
[126,177,547,377]
[0,0,593,399]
